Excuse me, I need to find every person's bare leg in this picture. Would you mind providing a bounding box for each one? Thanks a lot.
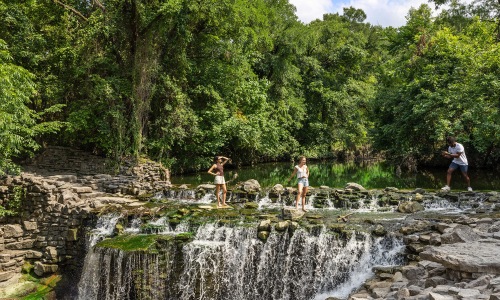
[446,168,454,187]
[222,184,227,205]
[461,171,470,187]
[302,186,309,212]
[296,183,303,209]
[216,185,221,207]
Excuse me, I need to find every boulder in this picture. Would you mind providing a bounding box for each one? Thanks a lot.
[282,208,305,220]
[420,240,500,274]
[271,184,284,193]
[275,221,289,232]
[34,261,58,276]
[258,219,271,232]
[441,224,481,244]
[398,201,425,213]
[345,182,366,191]
[239,179,261,193]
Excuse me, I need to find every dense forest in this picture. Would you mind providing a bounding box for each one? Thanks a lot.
[0,0,499,174]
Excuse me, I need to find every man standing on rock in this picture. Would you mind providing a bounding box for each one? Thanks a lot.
[441,136,472,192]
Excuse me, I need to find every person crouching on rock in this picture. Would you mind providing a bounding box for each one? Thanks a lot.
[208,156,231,207]
[287,155,309,212]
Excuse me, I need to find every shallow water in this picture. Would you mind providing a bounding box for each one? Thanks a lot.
[171,161,500,190]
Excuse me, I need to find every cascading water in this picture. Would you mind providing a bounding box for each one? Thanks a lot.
[87,213,122,247]
[76,222,405,300]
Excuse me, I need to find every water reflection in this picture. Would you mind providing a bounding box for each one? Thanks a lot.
[171,161,500,190]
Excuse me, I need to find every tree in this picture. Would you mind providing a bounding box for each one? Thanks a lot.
[0,39,63,175]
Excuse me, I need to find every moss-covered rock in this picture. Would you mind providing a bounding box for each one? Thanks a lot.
[96,233,193,252]
[244,202,259,209]
[257,231,269,241]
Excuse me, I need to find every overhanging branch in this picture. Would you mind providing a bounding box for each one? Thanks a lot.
[52,0,88,21]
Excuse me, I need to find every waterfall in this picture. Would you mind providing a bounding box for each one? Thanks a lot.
[87,213,122,247]
[76,223,404,300]
[78,213,123,300]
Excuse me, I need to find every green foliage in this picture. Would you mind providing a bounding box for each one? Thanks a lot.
[0,185,25,217]
[373,5,500,167]
[0,0,498,172]
[0,39,64,175]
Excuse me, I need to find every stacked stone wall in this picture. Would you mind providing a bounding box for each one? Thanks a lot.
[0,174,94,285]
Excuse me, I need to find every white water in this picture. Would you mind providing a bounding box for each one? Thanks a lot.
[124,218,142,233]
[87,213,122,247]
[77,222,405,300]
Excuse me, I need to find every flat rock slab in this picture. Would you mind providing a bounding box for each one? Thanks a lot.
[420,239,500,274]
[93,197,136,204]
[198,205,213,210]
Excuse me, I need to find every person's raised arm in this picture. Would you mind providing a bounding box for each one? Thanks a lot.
[220,157,231,165]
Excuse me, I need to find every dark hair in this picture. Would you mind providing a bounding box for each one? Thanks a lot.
[213,156,219,163]
[446,136,456,144]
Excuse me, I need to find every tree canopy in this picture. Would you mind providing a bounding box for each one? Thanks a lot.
[0,0,498,173]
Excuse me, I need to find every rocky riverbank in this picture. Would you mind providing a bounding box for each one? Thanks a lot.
[0,155,499,299]
[348,214,500,300]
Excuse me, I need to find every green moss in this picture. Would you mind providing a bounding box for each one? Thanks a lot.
[97,234,159,251]
[96,233,194,252]
[136,193,154,201]
[17,274,60,300]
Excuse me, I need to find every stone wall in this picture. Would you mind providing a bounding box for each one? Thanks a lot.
[0,174,95,286]
[24,146,170,183]
[0,149,172,290]
[25,146,114,175]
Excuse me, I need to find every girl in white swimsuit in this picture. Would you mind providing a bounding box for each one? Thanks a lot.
[287,156,309,212]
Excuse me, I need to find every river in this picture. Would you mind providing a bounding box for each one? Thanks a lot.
[171,160,500,190]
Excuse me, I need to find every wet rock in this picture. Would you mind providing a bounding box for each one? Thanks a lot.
[398,201,425,213]
[257,231,269,241]
[238,179,261,193]
[373,224,387,236]
[275,221,289,232]
[258,219,271,232]
[282,208,305,220]
[244,202,259,209]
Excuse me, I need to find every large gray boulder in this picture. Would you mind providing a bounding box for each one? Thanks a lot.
[238,179,261,193]
[420,239,500,274]
[345,182,366,191]
[397,201,425,213]
[440,224,481,244]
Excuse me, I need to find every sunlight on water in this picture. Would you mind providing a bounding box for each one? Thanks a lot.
[88,213,122,247]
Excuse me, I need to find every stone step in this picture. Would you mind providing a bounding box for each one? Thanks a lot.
[0,270,16,282]
[80,192,106,200]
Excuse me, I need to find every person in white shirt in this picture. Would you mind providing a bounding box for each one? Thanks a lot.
[441,136,472,192]
[287,156,310,211]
